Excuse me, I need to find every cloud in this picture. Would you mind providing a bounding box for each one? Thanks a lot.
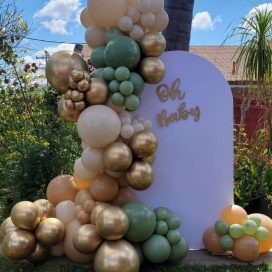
[248,3,272,15]
[192,11,222,30]
[41,19,69,35]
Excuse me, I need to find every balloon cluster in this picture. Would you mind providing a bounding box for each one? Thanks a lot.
[203,204,272,262]
[0,200,65,263]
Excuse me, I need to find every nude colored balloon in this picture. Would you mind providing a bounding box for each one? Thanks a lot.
[81,147,104,173]
[64,220,93,263]
[75,189,92,205]
[140,12,155,27]
[110,188,134,206]
[87,0,127,28]
[127,6,141,23]
[50,242,65,257]
[149,10,169,32]
[74,176,92,190]
[220,205,248,225]
[80,7,94,28]
[136,0,151,12]
[150,0,164,13]
[56,201,76,226]
[76,210,90,224]
[85,26,106,49]
[202,227,225,254]
[46,175,78,206]
[77,105,121,148]
[129,24,144,41]
[74,158,96,181]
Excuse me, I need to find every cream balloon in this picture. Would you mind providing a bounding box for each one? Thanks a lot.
[118,16,134,32]
[140,12,155,27]
[77,105,121,148]
[56,201,76,226]
[150,0,164,13]
[149,9,169,32]
[87,0,127,28]
[81,147,104,173]
[127,6,141,23]
[129,24,145,41]
[80,7,94,28]
[81,141,89,150]
[74,158,96,181]
[136,0,151,12]
[50,242,65,257]
[85,26,106,49]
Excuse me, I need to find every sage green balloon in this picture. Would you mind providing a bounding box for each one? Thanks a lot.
[167,230,181,245]
[229,224,244,239]
[115,66,130,81]
[155,221,168,235]
[90,47,106,68]
[111,92,125,105]
[90,68,104,80]
[219,235,234,250]
[120,81,134,96]
[125,95,140,111]
[243,220,258,235]
[167,216,181,230]
[109,80,120,93]
[154,207,172,221]
[123,202,156,243]
[248,214,261,227]
[214,220,229,235]
[142,234,171,263]
[103,67,115,81]
[129,72,145,96]
[104,36,141,70]
[105,27,124,43]
[255,226,270,241]
[168,237,189,262]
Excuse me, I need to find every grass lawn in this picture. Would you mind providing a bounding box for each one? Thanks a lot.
[0,256,272,272]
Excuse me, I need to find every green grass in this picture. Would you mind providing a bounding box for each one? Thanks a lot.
[0,256,272,272]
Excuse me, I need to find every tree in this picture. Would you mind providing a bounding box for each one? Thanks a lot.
[163,0,195,51]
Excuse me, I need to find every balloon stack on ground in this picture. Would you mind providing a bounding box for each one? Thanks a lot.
[203,204,272,262]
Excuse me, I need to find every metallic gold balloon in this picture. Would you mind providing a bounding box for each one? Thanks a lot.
[77,79,90,92]
[104,142,133,172]
[126,161,153,191]
[71,69,85,82]
[58,97,81,122]
[72,224,103,254]
[28,243,49,263]
[65,90,72,99]
[0,217,18,242]
[35,218,65,247]
[75,101,86,111]
[94,240,140,272]
[71,90,84,102]
[86,78,109,105]
[65,98,75,110]
[84,71,91,82]
[91,203,110,225]
[2,230,36,260]
[45,51,88,93]
[143,154,156,165]
[130,131,158,159]
[140,32,166,57]
[10,201,40,231]
[33,199,56,221]
[69,77,78,89]
[140,57,165,84]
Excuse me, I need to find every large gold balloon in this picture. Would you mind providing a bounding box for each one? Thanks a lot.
[140,32,166,57]
[10,201,40,231]
[35,218,65,247]
[91,203,110,225]
[73,224,103,254]
[58,97,81,122]
[104,142,133,172]
[45,51,88,93]
[86,78,109,105]
[2,230,36,260]
[140,57,165,84]
[94,240,140,272]
[143,154,156,165]
[28,243,49,263]
[126,161,153,191]
[34,199,56,221]
[129,131,158,159]
[0,217,18,242]
[96,206,129,240]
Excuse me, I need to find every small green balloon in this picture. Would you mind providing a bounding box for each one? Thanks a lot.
[109,80,120,93]
[167,216,181,230]
[214,220,229,235]
[129,72,145,96]
[243,220,258,235]
[103,67,115,81]
[125,95,140,111]
[105,27,124,43]
[142,234,171,264]
[248,214,262,227]
[111,92,125,105]
[90,68,104,80]
[155,221,168,235]
[255,227,270,241]
[90,47,106,68]
[115,66,130,82]
[154,207,172,221]
[167,230,181,245]
[229,224,244,239]
[219,235,234,250]
[168,237,189,262]
[120,81,134,96]
[132,243,144,264]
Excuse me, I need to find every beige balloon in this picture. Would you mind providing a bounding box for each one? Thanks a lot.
[149,9,169,32]
[85,26,106,49]
[74,158,97,181]
[80,7,94,28]
[56,200,76,226]
[76,210,90,224]
[77,105,121,148]
[74,189,92,205]
[81,141,89,150]
[50,242,65,257]
[150,0,164,13]
[127,6,141,23]
[81,147,104,173]
[87,0,127,28]
[64,220,93,263]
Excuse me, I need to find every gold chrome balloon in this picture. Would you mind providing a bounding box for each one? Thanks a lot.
[75,101,86,111]
[104,142,133,172]
[96,206,129,240]
[45,51,88,93]
[130,131,158,159]
[140,32,166,57]
[72,224,103,254]
[140,57,165,84]
[94,240,140,272]
[71,90,84,102]
[0,217,18,242]
[71,69,85,82]
[90,203,110,225]
[77,79,90,92]
[35,218,65,247]
[143,154,156,165]
[28,243,49,263]
[33,199,56,221]
[126,161,153,191]
[69,77,78,89]
[2,230,36,260]
[58,97,81,122]
[65,90,72,99]
[86,78,109,105]
[10,201,40,231]
[65,98,75,110]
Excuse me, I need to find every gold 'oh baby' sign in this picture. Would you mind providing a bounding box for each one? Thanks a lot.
[155,78,201,127]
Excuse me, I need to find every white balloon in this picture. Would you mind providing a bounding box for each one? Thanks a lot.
[118,16,134,32]
[133,123,145,133]
[119,110,132,120]
[149,9,169,32]
[140,12,155,27]
[77,105,121,148]
[121,116,132,125]
[127,6,141,23]
[129,24,144,41]
[74,158,96,180]
[136,0,151,12]
[150,0,164,13]
[143,120,152,130]
[56,200,75,226]
[121,124,135,139]
[81,147,104,173]
[85,26,106,48]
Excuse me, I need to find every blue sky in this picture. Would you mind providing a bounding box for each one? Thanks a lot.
[17,0,272,62]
